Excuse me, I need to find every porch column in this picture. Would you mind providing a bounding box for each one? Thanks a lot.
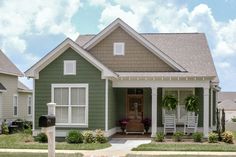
[210,88,213,128]
[203,87,209,137]
[151,87,157,137]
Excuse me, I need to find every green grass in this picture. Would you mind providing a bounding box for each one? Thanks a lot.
[0,152,82,157]
[0,133,110,150]
[132,143,236,152]
[127,155,236,157]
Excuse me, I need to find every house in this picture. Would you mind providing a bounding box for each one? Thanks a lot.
[0,50,32,123]
[25,18,219,137]
[218,92,236,122]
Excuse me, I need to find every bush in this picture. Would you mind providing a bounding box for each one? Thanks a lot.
[232,117,236,122]
[155,132,165,142]
[222,131,234,144]
[35,133,48,143]
[173,131,184,142]
[192,132,203,142]
[208,132,218,143]
[66,130,83,144]
[1,121,9,134]
[95,129,107,143]
[82,130,94,143]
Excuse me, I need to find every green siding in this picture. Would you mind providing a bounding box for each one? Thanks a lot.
[35,48,105,130]
[108,80,116,129]
[115,88,126,124]
[157,88,163,127]
[195,88,203,127]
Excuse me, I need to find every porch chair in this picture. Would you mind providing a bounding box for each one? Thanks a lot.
[184,114,198,135]
[163,114,176,135]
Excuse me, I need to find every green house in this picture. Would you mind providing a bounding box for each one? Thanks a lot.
[25,18,219,138]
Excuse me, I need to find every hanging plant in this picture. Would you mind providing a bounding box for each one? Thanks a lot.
[185,95,199,112]
[161,95,178,110]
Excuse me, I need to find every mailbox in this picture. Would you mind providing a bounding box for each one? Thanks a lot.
[39,115,56,127]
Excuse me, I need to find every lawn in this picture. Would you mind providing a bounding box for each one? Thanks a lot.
[132,143,236,152]
[0,133,110,150]
[127,155,236,157]
[0,152,82,157]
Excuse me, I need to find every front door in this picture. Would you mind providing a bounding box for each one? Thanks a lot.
[126,89,144,121]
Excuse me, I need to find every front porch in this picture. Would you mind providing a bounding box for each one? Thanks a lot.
[106,78,217,138]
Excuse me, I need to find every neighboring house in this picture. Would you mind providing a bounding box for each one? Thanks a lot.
[0,50,32,123]
[218,92,236,122]
[25,18,219,137]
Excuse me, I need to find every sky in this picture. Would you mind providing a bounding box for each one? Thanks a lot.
[0,0,236,91]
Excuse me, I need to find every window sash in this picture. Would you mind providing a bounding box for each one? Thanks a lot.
[52,84,88,126]
[113,42,125,55]
[28,96,32,115]
[64,60,76,75]
[13,95,18,116]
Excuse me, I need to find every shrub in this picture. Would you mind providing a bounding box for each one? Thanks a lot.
[208,132,218,143]
[1,121,9,134]
[155,132,165,142]
[35,133,48,143]
[66,130,83,144]
[222,131,234,144]
[95,129,107,143]
[173,131,184,142]
[82,130,94,143]
[192,132,203,142]
[232,117,236,122]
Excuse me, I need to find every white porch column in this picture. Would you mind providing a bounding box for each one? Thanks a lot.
[151,87,157,137]
[210,88,213,128]
[203,87,209,137]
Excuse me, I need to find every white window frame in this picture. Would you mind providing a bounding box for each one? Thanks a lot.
[13,94,18,117]
[162,88,195,124]
[64,60,76,75]
[113,42,125,56]
[27,95,32,116]
[51,84,89,127]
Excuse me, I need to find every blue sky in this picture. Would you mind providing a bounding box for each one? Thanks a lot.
[0,0,236,91]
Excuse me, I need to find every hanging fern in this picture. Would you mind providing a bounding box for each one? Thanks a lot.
[162,95,178,110]
[185,95,199,112]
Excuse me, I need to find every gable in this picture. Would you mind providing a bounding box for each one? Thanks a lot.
[89,27,175,72]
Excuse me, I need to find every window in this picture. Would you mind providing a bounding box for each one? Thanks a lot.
[28,96,32,115]
[162,88,194,124]
[64,60,76,75]
[52,84,88,126]
[13,95,18,116]
[113,42,125,55]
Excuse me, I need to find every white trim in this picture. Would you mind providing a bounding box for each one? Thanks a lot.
[83,18,185,72]
[203,87,209,137]
[32,79,35,131]
[64,60,76,75]
[25,38,117,79]
[113,42,125,56]
[27,95,32,116]
[210,88,213,127]
[151,87,157,137]
[51,83,89,127]
[13,94,18,117]
[105,79,108,131]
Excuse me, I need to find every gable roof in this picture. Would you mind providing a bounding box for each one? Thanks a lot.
[25,38,117,79]
[80,18,186,72]
[18,81,32,93]
[219,92,236,102]
[0,50,23,77]
[76,33,218,80]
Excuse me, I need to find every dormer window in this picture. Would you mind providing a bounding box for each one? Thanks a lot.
[64,60,76,75]
[113,42,125,56]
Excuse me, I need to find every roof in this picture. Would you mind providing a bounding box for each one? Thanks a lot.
[25,38,117,78]
[0,50,24,77]
[0,82,6,92]
[18,81,32,93]
[76,32,218,80]
[219,92,236,102]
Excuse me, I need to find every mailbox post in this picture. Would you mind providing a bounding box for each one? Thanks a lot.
[39,103,56,157]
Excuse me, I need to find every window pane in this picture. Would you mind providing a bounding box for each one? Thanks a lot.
[71,88,79,105]
[14,106,17,115]
[54,88,68,105]
[28,106,31,115]
[56,107,68,123]
[54,88,61,105]
[79,88,86,105]
[71,107,85,124]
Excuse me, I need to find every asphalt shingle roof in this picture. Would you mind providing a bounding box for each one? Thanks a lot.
[18,81,32,93]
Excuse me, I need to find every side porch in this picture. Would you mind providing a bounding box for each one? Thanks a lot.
[106,78,218,138]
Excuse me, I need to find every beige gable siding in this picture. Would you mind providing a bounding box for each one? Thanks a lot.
[90,27,175,72]
[0,73,18,120]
